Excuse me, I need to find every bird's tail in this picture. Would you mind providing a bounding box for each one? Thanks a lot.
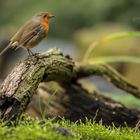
[0,42,12,56]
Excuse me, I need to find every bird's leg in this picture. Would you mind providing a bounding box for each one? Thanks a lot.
[27,48,34,56]
[27,48,41,60]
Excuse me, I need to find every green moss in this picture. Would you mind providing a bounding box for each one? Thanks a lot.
[0,117,139,140]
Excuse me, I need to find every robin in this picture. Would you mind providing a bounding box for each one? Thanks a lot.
[0,12,54,56]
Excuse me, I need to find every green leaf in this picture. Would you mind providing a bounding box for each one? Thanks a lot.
[83,31,140,63]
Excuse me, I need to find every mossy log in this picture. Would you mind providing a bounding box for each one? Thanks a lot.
[0,48,140,127]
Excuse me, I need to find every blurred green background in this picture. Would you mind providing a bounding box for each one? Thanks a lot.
[0,0,140,108]
[0,0,139,38]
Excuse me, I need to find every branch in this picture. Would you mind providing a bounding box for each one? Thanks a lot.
[75,64,140,99]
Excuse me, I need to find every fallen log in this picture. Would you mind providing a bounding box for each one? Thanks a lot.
[0,48,140,127]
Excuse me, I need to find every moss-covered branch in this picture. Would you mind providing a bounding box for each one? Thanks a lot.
[75,64,140,99]
[0,48,140,125]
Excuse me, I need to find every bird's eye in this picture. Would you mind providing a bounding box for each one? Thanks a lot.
[43,15,47,18]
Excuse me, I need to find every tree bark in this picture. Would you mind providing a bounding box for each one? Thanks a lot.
[0,48,74,121]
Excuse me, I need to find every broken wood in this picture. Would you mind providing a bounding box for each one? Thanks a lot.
[0,48,74,121]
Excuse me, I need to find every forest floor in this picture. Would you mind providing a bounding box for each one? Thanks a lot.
[0,116,140,140]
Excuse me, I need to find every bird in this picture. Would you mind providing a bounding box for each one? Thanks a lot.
[0,12,54,56]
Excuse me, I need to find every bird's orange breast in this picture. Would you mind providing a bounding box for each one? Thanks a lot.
[40,18,49,34]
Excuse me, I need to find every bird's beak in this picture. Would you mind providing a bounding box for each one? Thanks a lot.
[48,14,55,19]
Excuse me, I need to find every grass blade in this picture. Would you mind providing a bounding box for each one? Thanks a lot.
[87,56,140,64]
[83,31,140,63]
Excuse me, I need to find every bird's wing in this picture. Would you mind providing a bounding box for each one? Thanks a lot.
[10,19,42,47]
[19,24,41,45]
